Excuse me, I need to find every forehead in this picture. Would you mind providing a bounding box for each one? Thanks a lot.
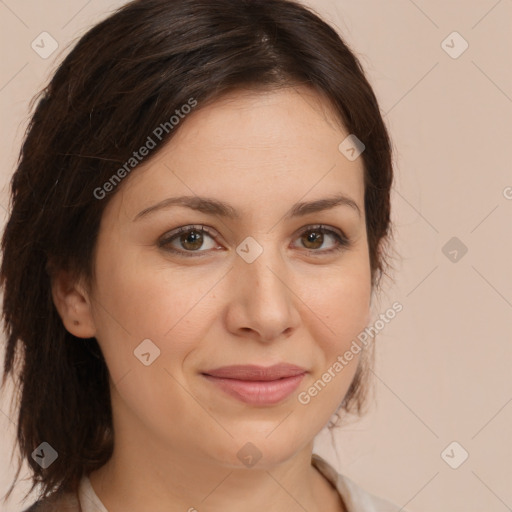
[170,86,348,157]
[107,86,365,220]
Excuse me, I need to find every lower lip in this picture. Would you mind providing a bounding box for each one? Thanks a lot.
[202,373,306,405]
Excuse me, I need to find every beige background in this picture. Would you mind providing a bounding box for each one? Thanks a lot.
[1,1,511,510]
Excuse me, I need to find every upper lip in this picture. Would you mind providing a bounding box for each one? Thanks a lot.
[202,364,307,381]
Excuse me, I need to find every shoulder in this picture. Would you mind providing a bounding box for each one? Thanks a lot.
[338,473,403,512]
[21,490,81,512]
[312,453,406,512]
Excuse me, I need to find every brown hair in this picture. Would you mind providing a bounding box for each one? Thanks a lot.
[0,0,393,503]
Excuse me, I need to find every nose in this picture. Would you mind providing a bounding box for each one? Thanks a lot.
[224,243,301,343]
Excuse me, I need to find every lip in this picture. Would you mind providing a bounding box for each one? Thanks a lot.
[203,363,307,381]
[201,364,307,405]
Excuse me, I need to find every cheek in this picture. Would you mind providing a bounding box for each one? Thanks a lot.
[299,259,372,350]
[88,258,217,439]
[89,248,222,378]
[294,273,370,413]
[320,283,370,348]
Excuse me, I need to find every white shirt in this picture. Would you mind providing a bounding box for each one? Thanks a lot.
[77,453,406,512]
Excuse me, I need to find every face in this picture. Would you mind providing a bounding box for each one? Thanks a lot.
[66,86,372,470]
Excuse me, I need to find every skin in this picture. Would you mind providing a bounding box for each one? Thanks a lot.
[52,85,372,512]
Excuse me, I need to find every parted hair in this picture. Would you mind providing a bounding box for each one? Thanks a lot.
[1,0,393,504]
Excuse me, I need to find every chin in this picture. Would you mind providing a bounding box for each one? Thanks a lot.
[204,429,309,470]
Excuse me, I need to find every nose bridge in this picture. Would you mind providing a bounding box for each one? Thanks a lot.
[228,235,299,340]
[239,237,288,302]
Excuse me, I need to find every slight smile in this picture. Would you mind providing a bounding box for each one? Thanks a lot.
[201,364,308,406]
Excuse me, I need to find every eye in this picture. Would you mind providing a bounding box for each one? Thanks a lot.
[158,224,350,258]
[292,225,350,255]
[158,225,220,257]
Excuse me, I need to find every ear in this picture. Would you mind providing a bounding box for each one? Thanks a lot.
[51,270,97,338]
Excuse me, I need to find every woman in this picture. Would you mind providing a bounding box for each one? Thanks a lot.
[0,0,402,510]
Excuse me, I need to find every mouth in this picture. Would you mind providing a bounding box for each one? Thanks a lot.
[201,364,307,405]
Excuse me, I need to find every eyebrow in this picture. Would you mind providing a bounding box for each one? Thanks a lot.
[133,193,361,221]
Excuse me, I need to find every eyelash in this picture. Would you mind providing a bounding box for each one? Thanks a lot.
[158,224,350,258]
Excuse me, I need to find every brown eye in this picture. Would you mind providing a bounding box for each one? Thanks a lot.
[179,229,204,251]
[293,225,350,254]
[159,225,219,256]
[301,230,324,250]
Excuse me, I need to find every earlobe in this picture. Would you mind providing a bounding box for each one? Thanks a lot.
[51,271,97,338]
